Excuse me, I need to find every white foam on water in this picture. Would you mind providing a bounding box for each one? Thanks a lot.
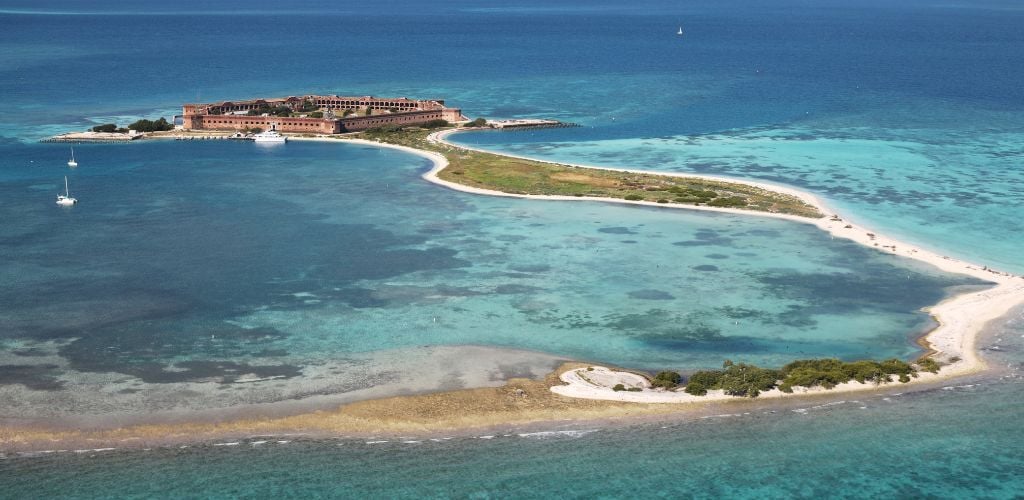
[250,441,267,446]
[477,435,495,439]
[365,440,389,444]
[213,442,240,447]
[517,429,598,439]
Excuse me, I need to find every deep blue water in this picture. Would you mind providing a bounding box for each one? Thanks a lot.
[1,0,1023,497]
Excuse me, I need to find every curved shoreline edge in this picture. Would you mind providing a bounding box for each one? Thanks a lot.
[303,130,1024,401]
[3,131,1022,451]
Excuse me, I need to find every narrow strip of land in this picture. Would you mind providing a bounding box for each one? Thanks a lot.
[313,127,1024,401]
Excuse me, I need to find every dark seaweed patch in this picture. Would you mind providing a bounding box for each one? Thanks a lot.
[598,227,637,235]
[0,364,65,390]
[628,289,676,300]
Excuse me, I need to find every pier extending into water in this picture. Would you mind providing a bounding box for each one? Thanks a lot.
[487,119,578,130]
[41,131,144,143]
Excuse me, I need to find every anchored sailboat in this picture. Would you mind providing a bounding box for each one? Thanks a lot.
[677,26,684,36]
[67,146,78,167]
[56,176,77,206]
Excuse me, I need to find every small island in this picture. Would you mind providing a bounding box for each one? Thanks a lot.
[31,93,1024,429]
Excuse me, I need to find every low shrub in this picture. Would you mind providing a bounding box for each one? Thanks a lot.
[612,383,625,392]
[624,194,644,201]
[651,371,682,389]
[917,358,941,373]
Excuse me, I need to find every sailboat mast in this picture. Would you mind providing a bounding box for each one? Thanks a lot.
[64,176,69,196]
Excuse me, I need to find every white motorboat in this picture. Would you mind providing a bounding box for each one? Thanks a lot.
[67,146,78,167]
[253,129,287,143]
[56,176,77,206]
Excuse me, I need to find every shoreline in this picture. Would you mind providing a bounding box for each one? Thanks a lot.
[305,130,1024,393]
[5,129,1022,451]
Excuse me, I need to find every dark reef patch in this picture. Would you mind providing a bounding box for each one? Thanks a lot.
[627,289,676,300]
[495,284,544,295]
[598,227,637,235]
[508,264,551,273]
[0,364,65,391]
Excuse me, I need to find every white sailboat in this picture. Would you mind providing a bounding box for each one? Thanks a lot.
[67,146,78,167]
[677,26,684,36]
[56,176,77,206]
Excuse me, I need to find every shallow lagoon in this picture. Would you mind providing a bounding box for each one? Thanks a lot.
[0,140,984,420]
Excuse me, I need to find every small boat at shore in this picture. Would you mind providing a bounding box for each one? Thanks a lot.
[67,146,78,167]
[56,176,77,206]
[253,129,287,144]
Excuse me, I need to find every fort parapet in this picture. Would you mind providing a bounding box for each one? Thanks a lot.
[182,94,467,134]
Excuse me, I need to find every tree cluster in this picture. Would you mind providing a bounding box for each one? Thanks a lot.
[421,119,450,129]
[650,371,682,389]
[682,357,932,398]
[127,117,174,132]
[91,123,118,133]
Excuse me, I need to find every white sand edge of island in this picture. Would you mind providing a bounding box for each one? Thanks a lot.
[290,132,1024,403]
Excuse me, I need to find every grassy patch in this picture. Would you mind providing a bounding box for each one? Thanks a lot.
[355,127,823,218]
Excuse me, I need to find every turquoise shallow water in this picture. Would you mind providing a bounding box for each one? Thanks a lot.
[0,140,978,420]
[2,310,1022,498]
[2,0,1024,496]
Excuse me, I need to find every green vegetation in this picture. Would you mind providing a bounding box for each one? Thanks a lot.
[682,357,932,398]
[127,117,174,132]
[684,360,779,398]
[612,384,625,392]
[463,117,488,128]
[421,119,449,129]
[350,127,822,218]
[308,111,324,119]
[650,371,682,389]
[917,357,941,374]
[299,99,317,112]
[91,123,117,133]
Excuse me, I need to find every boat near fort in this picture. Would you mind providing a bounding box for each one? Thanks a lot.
[252,129,287,143]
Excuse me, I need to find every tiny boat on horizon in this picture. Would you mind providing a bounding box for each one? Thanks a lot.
[56,175,77,206]
[67,146,78,167]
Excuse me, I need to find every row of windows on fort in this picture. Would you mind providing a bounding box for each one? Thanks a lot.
[314,100,421,109]
[207,100,429,114]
